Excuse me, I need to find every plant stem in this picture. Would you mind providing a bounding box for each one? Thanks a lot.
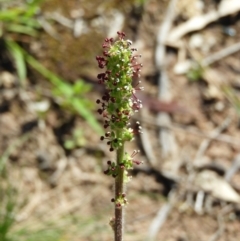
[115,144,125,241]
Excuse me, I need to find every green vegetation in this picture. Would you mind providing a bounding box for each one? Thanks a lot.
[1,0,42,85]
[0,0,102,133]
[0,137,28,241]
[24,50,102,134]
[64,128,86,150]
[0,136,108,241]
[0,1,103,240]
[96,32,144,241]
[186,62,205,82]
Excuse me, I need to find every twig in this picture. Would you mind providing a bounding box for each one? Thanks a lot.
[16,177,44,222]
[167,0,240,42]
[194,190,205,214]
[138,116,240,147]
[147,189,176,241]
[174,41,240,74]
[155,0,178,69]
[194,117,232,163]
[37,16,60,40]
[202,42,240,67]
[155,0,179,162]
[208,214,225,241]
[224,154,240,181]
[47,12,74,29]
[139,110,158,167]
[190,117,231,212]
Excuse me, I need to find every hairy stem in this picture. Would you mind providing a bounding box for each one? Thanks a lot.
[115,144,125,241]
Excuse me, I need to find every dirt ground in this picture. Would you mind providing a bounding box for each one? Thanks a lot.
[1,0,240,240]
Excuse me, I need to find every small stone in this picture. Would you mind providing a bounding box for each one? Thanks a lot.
[0,71,16,88]
[189,34,203,49]
[214,101,225,112]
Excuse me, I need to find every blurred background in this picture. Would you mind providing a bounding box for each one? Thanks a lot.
[0,0,240,240]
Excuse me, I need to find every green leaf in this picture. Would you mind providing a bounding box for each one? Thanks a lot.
[6,23,38,36]
[64,140,76,150]
[5,40,26,86]
[0,8,24,21]
[14,16,40,28]
[73,80,92,94]
[20,47,103,134]
[72,98,103,134]
[24,4,40,18]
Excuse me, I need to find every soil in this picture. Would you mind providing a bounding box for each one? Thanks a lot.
[1,0,240,241]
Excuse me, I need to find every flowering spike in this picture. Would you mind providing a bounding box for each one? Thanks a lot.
[96,32,143,151]
[96,32,144,239]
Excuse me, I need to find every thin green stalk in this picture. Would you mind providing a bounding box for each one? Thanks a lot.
[115,144,125,241]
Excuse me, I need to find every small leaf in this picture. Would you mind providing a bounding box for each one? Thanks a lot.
[73,80,92,94]
[64,140,76,150]
[6,23,38,36]
[0,8,24,21]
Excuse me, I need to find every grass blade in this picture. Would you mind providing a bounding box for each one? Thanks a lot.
[23,48,103,134]
[5,39,26,86]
